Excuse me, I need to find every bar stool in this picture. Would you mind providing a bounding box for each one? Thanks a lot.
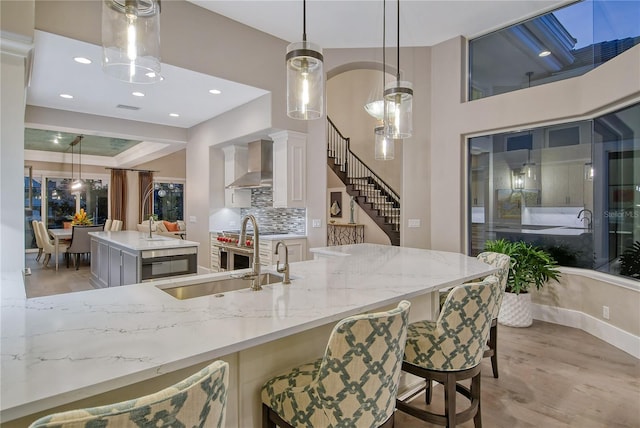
[397,276,499,428]
[261,300,411,428]
[29,360,229,427]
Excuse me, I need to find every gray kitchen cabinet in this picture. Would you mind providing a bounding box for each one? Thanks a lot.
[90,239,110,288]
[223,145,251,208]
[210,233,221,272]
[107,245,139,287]
[271,131,306,208]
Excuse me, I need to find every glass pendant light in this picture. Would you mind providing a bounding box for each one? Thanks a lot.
[286,0,324,120]
[71,136,84,190]
[384,0,413,139]
[375,0,394,160]
[102,0,162,84]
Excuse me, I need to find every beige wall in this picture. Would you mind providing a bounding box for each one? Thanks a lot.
[0,0,34,38]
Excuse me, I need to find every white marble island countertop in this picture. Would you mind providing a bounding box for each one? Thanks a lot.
[89,230,199,251]
[1,244,495,423]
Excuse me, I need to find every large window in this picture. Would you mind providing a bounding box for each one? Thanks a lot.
[469,103,639,280]
[469,0,640,100]
[153,182,184,222]
[44,178,109,228]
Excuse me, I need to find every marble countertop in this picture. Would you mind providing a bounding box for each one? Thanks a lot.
[89,230,200,251]
[1,243,495,422]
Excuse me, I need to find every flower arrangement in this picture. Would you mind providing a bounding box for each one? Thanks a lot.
[71,208,93,226]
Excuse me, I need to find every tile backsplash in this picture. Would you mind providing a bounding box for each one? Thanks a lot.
[240,188,306,234]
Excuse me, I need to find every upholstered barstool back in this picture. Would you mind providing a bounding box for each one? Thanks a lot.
[397,276,499,427]
[262,300,411,428]
[29,360,229,428]
[476,252,511,314]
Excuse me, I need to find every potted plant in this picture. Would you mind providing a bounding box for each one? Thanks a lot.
[484,239,561,327]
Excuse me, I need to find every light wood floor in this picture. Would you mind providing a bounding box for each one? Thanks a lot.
[21,253,640,427]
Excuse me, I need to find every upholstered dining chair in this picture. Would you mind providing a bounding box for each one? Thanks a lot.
[110,219,123,231]
[29,360,229,428]
[397,276,499,428]
[66,225,104,270]
[262,300,411,428]
[36,221,69,268]
[103,218,112,232]
[32,220,44,262]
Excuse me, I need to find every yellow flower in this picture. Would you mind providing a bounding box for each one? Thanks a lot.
[72,208,92,225]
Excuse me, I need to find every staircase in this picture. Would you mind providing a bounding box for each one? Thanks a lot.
[327,117,400,246]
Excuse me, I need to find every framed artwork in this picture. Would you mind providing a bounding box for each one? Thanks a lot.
[330,192,342,218]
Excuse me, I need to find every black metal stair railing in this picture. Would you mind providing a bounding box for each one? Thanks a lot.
[327,117,401,245]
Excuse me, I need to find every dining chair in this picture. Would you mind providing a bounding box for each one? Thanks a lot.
[111,219,123,231]
[29,360,229,428]
[397,276,499,428]
[32,220,44,262]
[104,218,112,232]
[262,300,411,428]
[36,221,69,268]
[66,225,104,270]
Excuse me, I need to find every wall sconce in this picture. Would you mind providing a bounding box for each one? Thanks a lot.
[512,169,525,190]
[584,162,594,181]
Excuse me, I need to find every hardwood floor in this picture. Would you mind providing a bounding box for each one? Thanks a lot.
[20,252,640,427]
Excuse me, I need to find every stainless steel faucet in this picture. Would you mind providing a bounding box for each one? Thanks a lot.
[275,241,291,284]
[149,215,154,239]
[577,209,593,231]
[239,214,262,290]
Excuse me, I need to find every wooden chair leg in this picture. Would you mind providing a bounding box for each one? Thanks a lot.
[425,379,433,404]
[489,321,498,378]
[444,372,457,428]
[472,372,482,428]
[43,253,50,267]
[36,249,43,262]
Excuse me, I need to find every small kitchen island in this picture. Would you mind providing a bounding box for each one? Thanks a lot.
[89,231,199,288]
[1,244,496,427]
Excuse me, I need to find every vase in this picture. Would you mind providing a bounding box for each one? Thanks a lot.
[63,221,72,229]
[498,292,532,327]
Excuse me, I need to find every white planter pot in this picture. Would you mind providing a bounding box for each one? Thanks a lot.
[498,292,532,327]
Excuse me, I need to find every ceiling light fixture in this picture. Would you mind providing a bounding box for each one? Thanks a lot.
[538,50,551,57]
[59,93,73,99]
[384,0,413,139]
[132,91,145,97]
[70,135,84,190]
[169,113,179,117]
[375,0,394,160]
[73,57,92,64]
[209,89,221,95]
[102,0,162,84]
[286,0,324,120]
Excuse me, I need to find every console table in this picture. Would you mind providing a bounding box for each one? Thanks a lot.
[327,223,365,246]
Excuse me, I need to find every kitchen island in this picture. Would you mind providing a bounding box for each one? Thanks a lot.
[1,244,496,427]
[89,231,199,288]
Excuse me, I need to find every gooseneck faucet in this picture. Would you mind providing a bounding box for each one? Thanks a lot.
[275,241,291,285]
[577,208,593,231]
[239,214,261,290]
[148,215,154,239]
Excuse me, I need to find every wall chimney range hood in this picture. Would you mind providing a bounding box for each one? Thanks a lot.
[226,140,273,189]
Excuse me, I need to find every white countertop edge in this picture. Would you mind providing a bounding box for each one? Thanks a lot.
[309,248,351,257]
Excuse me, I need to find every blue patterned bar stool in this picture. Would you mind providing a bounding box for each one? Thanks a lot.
[397,276,499,428]
[261,300,411,428]
[29,360,229,428]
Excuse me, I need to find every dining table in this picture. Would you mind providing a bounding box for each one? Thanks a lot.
[47,228,72,271]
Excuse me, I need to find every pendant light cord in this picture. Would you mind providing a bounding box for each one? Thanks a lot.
[396,0,400,82]
[303,0,307,42]
[382,0,386,94]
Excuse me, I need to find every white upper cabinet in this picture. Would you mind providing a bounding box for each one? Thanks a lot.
[223,145,251,208]
[270,131,306,208]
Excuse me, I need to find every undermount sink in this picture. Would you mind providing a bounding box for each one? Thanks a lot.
[158,273,285,299]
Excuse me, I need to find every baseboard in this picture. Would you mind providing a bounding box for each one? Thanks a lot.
[533,303,640,359]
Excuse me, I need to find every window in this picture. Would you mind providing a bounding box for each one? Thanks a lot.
[469,0,640,100]
[153,182,184,221]
[469,102,639,280]
[44,178,109,228]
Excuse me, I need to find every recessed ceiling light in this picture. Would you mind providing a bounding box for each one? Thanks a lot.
[169,113,180,117]
[132,91,145,97]
[59,94,73,99]
[209,89,222,95]
[538,50,551,57]
[73,57,92,64]
[53,138,59,144]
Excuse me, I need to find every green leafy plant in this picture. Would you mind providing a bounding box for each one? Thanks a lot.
[484,239,561,294]
[619,241,640,279]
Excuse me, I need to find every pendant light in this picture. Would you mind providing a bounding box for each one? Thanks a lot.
[286,0,324,120]
[384,0,413,139]
[71,135,84,190]
[375,0,394,160]
[102,0,162,84]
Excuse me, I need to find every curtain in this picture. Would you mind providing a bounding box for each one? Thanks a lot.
[110,169,128,230]
[139,171,154,223]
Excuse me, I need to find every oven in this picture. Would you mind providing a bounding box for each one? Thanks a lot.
[219,247,253,271]
[141,247,198,281]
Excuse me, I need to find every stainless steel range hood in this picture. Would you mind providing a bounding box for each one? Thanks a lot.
[226,140,273,189]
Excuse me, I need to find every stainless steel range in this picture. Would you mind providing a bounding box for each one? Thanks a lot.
[213,230,287,271]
